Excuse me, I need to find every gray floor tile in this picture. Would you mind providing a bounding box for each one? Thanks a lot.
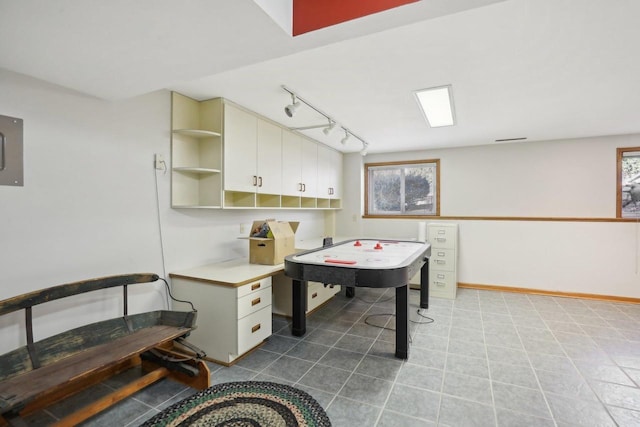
[261,355,314,382]
[355,354,403,381]
[260,334,300,353]
[318,347,365,371]
[536,369,599,401]
[489,360,539,388]
[294,384,336,409]
[492,382,551,419]
[447,337,487,358]
[335,333,375,353]
[486,345,529,367]
[298,364,351,394]
[211,364,258,384]
[607,405,640,427]
[574,361,637,386]
[235,348,281,370]
[624,367,640,386]
[396,363,443,392]
[285,340,331,362]
[326,396,381,427]
[385,384,440,421]
[590,380,640,411]
[304,328,345,346]
[442,371,492,405]
[545,392,617,426]
[376,410,436,427]
[495,408,555,427]
[339,373,393,406]
[438,395,495,427]
[446,353,489,378]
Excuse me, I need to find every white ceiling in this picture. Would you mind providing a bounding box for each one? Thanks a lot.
[2,0,640,154]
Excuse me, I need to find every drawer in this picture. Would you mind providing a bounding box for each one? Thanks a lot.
[430,271,457,299]
[237,305,272,355]
[237,277,272,298]
[430,249,456,271]
[428,225,457,249]
[307,281,340,313]
[237,287,272,319]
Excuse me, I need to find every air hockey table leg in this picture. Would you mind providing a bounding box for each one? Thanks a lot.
[420,258,429,309]
[395,284,410,359]
[345,286,355,298]
[292,279,307,336]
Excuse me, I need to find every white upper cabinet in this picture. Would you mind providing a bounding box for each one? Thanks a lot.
[223,103,258,194]
[317,144,342,199]
[255,119,282,195]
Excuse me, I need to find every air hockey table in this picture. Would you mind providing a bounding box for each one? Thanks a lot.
[284,238,431,359]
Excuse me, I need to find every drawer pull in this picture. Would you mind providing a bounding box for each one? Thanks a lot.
[251,283,261,291]
[437,252,445,256]
[251,324,261,333]
[311,292,318,299]
[438,230,446,234]
[251,297,261,306]
[436,260,446,264]
[437,274,446,279]
[434,281,446,287]
[436,237,446,242]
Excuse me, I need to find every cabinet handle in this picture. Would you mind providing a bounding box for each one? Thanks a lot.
[251,324,261,333]
[253,175,257,186]
[434,281,446,287]
[436,237,446,242]
[437,274,446,279]
[251,283,261,291]
[437,252,446,257]
[251,297,261,306]
[436,260,446,264]
[311,292,318,299]
[438,230,446,234]
[302,183,306,192]
[298,182,303,191]
[258,176,263,187]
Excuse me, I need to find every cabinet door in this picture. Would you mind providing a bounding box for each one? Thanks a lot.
[256,119,282,195]
[317,145,342,199]
[281,130,302,197]
[224,104,257,193]
[300,137,318,198]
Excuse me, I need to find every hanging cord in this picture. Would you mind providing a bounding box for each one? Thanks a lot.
[160,277,197,312]
[153,157,170,308]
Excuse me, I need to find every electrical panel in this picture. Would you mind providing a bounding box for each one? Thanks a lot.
[0,114,23,186]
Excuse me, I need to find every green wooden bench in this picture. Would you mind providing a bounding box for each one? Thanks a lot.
[0,273,210,426]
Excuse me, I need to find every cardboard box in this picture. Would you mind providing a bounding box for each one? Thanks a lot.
[249,220,299,265]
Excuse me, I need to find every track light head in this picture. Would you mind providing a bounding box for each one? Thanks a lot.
[323,121,336,136]
[341,130,350,145]
[284,94,300,117]
[360,143,369,156]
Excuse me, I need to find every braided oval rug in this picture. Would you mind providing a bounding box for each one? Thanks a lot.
[141,381,331,427]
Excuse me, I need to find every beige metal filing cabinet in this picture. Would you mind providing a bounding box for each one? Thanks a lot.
[428,223,458,299]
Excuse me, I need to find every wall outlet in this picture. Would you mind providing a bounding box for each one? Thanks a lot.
[154,154,165,170]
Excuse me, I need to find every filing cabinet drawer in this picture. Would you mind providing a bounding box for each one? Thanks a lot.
[428,225,457,249]
[430,271,457,299]
[430,249,456,271]
[237,277,272,298]
[237,305,272,355]
[237,287,272,319]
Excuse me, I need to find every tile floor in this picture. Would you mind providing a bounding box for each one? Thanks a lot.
[23,287,640,426]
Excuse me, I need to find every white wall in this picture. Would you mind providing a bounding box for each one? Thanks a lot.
[336,137,640,298]
[0,70,325,353]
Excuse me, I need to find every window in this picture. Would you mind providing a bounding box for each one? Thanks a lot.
[618,147,640,218]
[365,159,439,216]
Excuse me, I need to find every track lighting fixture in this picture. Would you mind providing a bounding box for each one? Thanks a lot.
[341,130,350,145]
[284,94,301,117]
[282,85,369,153]
[323,120,336,136]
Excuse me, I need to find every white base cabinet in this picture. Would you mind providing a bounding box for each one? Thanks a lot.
[171,276,273,365]
[271,274,341,316]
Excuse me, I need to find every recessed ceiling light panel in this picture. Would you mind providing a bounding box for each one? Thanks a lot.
[414,85,456,127]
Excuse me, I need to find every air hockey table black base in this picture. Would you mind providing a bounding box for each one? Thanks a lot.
[284,239,431,359]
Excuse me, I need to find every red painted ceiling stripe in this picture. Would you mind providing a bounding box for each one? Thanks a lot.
[293,0,419,36]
